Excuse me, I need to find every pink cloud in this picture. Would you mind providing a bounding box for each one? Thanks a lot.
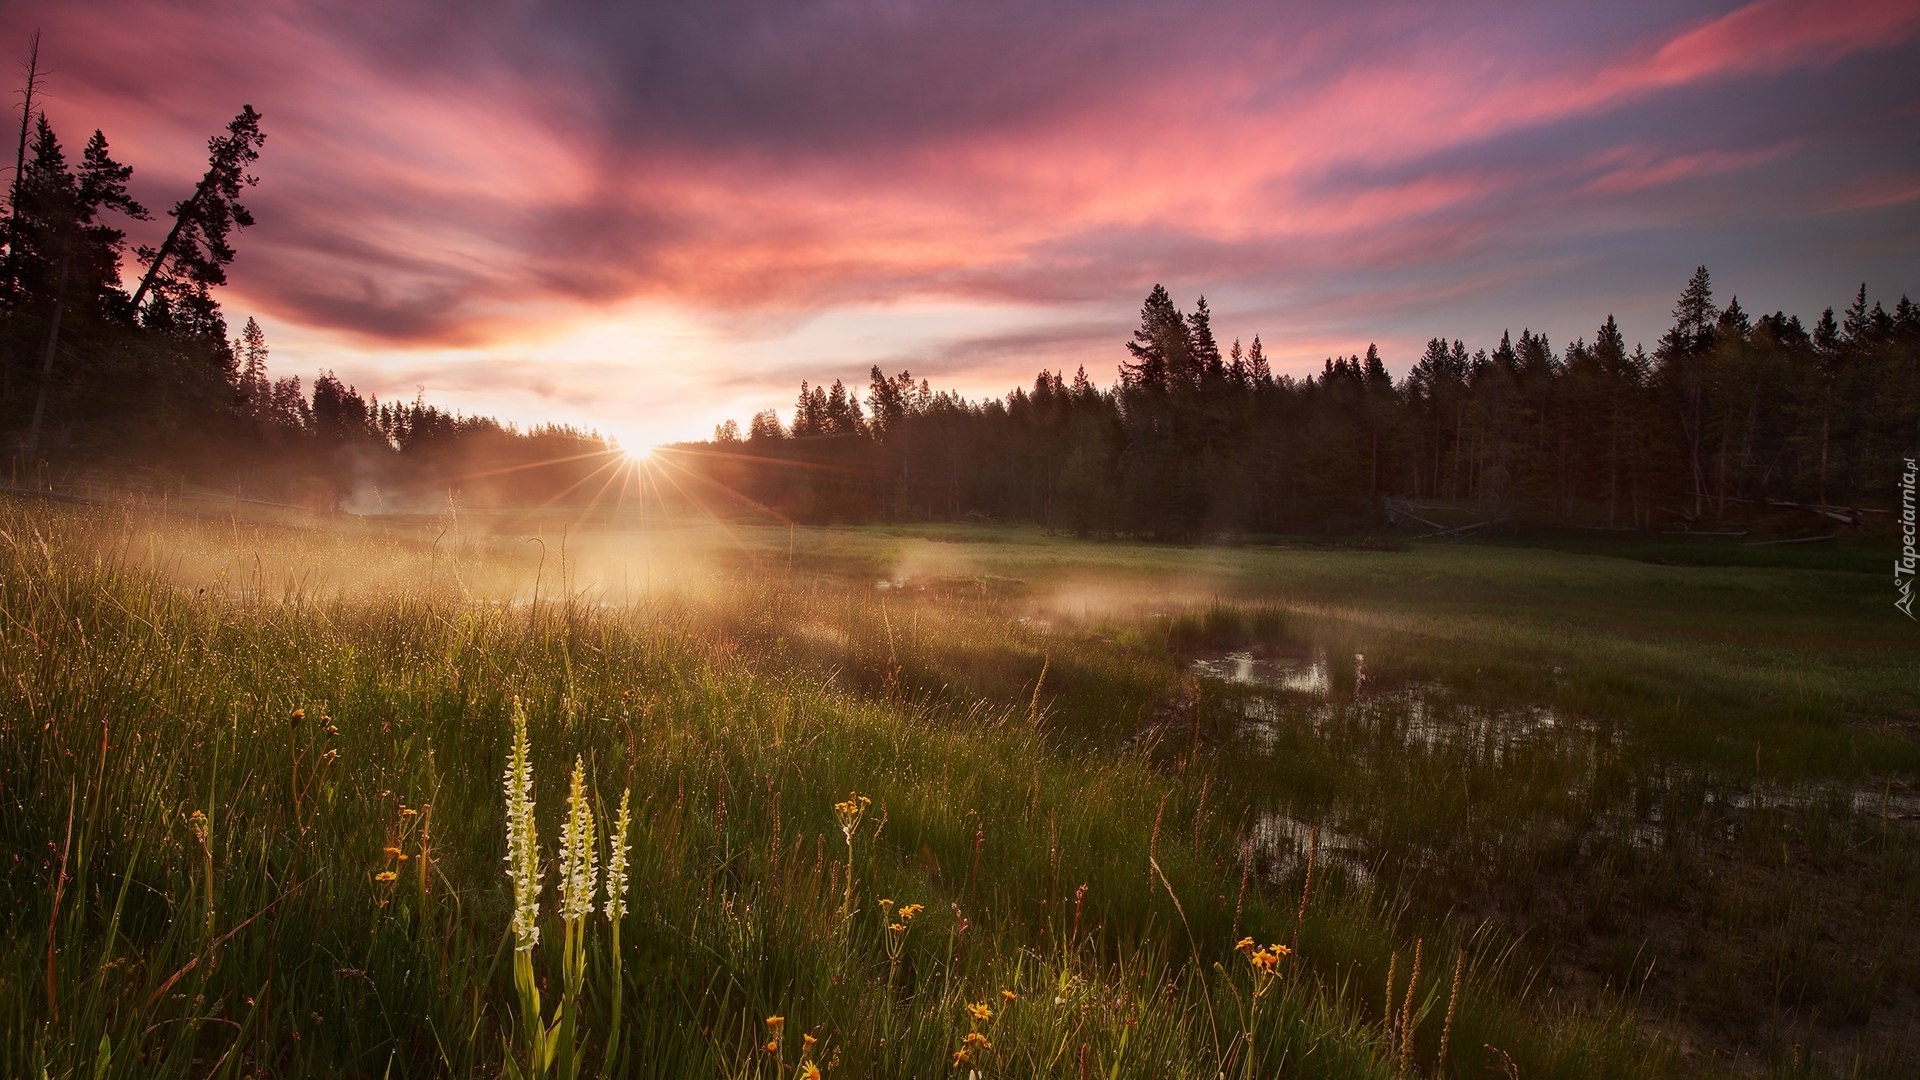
[1825,172,1920,212]
[1579,141,1803,196]
[0,0,1910,443]
[1637,0,1920,87]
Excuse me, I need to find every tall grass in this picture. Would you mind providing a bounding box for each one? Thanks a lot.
[0,496,1848,1077]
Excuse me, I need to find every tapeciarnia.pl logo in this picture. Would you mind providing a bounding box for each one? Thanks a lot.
[1899,457,1917,620]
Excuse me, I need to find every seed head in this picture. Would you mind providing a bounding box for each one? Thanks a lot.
[501,700,541,950]
[604,787,632,923]
[558,755,598,922]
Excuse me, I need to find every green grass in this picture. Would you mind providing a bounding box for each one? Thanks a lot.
[1,497,1913,1077]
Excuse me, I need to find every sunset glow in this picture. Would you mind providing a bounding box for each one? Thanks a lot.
[8,0,1917,440]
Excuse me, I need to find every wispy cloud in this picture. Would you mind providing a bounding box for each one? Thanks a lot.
[4,0,1916,440]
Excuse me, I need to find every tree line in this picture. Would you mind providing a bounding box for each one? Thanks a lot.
[6,33,1912,531]
[0,34,616,511]
[693,272,1920,536]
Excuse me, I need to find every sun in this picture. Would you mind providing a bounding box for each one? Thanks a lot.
[605,424,665,464]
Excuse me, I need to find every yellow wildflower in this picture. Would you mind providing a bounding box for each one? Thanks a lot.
[800,1064,821,1080]
[833,792,872,840]
[963,1031,992,1050]
[1001,989,1018,1003]
[374,870,398,883]
[1247,942,1291,974]
[966,1002,992,1023]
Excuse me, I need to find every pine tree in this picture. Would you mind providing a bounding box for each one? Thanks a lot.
[1,29,41,321]
[268,374,308,430]
[236,317,269,416]
[866,365,909,438]
[1247,335,1271,385]
[1718,296,1750,338]
[311,370,371,443]
[1409,338,1451,397]
[1894,296,1919,340]
[824,378,861,434]
[1362,343,1389,386]
[1188,296,1223,382]
[73,130,146,322]
[1656,269,1720,515]
[1842,283,1872,345]
[1662,266,1717,359]
[16,116,79,456]
[130,106,265,321]
[1813,307,1840,354]
[1121,284,1191,392]
[792,380,815,437]
[748,409,784,441]
[1492,330,1517,373]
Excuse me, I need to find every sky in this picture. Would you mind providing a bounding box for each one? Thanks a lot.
[4,0,1918,448]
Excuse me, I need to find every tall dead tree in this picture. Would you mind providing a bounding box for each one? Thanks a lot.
[1,30,41,400]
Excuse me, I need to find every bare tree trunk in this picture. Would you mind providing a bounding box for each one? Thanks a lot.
[1452,409,1463,501]
[1728,403,1743,522]
[1431,425,1441,498]
[1369,425,1378,502]
[127,188,201,317]
[1607,396,1620,528]
[2,29,41,401]
[22,245,67,461]
[1688,383,1705,518]
[1819,408,1830,525]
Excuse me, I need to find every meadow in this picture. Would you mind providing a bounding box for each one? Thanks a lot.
[2,494,1916,1078]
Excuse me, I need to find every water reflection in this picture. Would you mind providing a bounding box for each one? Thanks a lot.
[1179,640,1914,896]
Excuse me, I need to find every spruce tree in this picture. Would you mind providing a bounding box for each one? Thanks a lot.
[74,130,146,323]
[236,317,269,417]
[1188,296,1223,382]
[1247,335,1271,385]
[792,380,815,437]
[1121,284,1191,392]
[130,105,265,320]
